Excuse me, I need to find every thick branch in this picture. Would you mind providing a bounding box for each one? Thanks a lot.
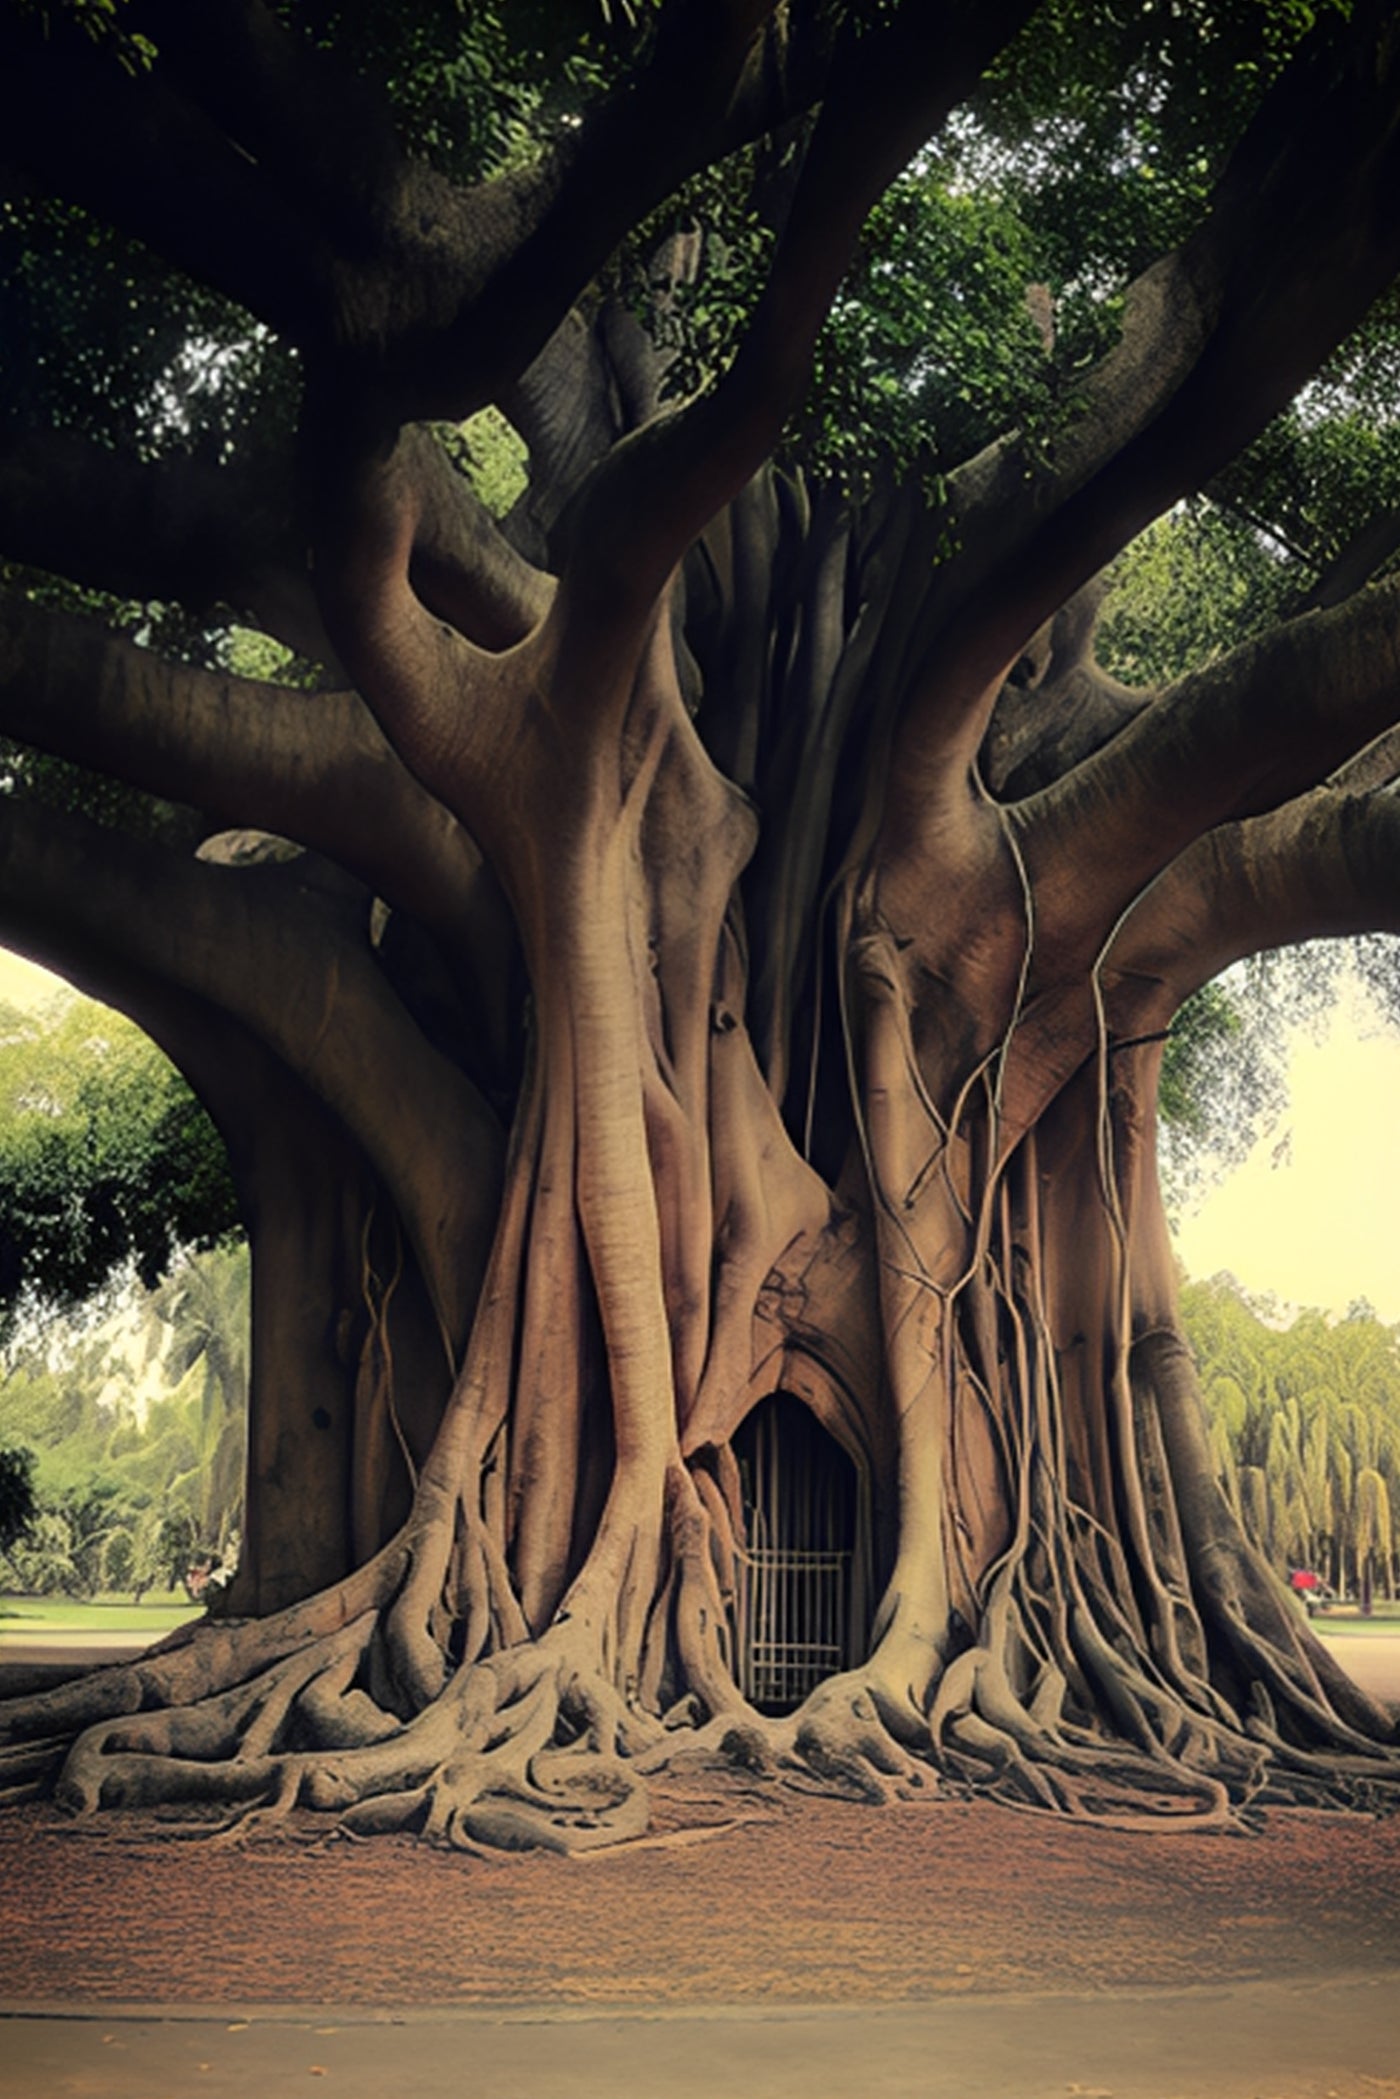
[885,0,1400,831]
[1297,507,1400,614]
[129,0,409,256]
[0,590,481,941]
[0,797,502,1344]
[0,1,820,422]
[0,425,330,665]
[310,431,552,846]
[934,588,1400,1155]
[980,579,1148,799]
[1015,576,1400,979]
[400,0,789,419]
[0,11,336,345]
[399,427,554,651]
[1106,780,1400,1036]
[993,759,1400,1152]
[500,289,683,560]
[554,0,1039,658]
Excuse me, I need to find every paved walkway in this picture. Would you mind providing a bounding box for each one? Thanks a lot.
[3,1977,1399,2099]
[1311,1630,1400,1701]
[0,1631,152,1663]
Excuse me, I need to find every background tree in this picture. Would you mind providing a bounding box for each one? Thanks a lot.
[0,987,237,1324]
[0,1443,36,1557]
[1187,1278,1400,1603]
[0,1254,248,1601]
[1,0,1400,1847]
[0,985,245,1597]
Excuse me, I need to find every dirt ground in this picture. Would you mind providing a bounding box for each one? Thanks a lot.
[4,1771,1400,2009]
[2,1637,1398,2099]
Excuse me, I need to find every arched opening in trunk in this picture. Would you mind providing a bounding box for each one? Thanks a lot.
[731,1392,865,1714]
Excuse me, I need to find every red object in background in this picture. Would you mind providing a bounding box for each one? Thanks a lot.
[1289,1569,1322,1592]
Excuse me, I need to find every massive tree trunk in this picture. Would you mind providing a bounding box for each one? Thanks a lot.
[2,0,1400,1847]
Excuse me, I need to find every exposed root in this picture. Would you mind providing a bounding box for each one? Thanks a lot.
[5,1571,1397,1850]
[0,1540,407,1761]
[5,977,1399,1854]
[570,1813,773,1859]
[11,1589,668,1857]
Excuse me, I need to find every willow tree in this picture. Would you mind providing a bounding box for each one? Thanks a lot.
[2,0,1400,1848]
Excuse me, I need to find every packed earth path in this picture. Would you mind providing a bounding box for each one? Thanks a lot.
[2,1633,1398,2095]
[5,1780,1400,2008]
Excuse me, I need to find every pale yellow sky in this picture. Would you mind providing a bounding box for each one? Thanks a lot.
[1173,971,1400,1323]
[0,947,70,1013]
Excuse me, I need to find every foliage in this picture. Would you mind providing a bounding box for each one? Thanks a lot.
[0,196,294,466]
[432,408,530,519]
[1097,502,1296,688]
[792,160,1053,486]
[1157,981,1245,1139]
[276,0,641,180]
[13,0,156,73]
[0,988,239,1325]
[0,1241,248,1598]
[0,1443,37,1554]
[1208,297,1400,583]
[1184,1273,1400,1598]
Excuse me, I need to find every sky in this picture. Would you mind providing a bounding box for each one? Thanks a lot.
[1173,970,1400,1324]
[0,946,71,1016]
[3,943,1400,1324]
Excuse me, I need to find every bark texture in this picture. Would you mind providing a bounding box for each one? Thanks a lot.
[2,0,1399,1849]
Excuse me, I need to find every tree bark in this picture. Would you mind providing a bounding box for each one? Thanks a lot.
[3,0,1400,1847]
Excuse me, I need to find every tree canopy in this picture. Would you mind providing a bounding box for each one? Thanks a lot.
[0,1442,36,1557]
[1186,1274,1400,1602]
[0,988,237,1324]
[2,0,1400,1850]
[0,1238,247,1600]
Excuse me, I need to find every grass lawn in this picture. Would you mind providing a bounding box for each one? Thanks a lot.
[0,1592,203,1634]
[1307,1599,1400,1637]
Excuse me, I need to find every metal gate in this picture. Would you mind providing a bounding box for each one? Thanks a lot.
[738,1506,849,1709]
[733,1394,857,1712]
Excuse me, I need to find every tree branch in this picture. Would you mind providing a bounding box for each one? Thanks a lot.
[1297,507,1400,615]
[884,0,1400,838]
[1103,779,1400,1049]
[129,0,409,255]
[308,428,554,849]
[0,589,482,940]
[1014,576,1400,982]
[0,9,337,345]
[980,579,1148,799]
[0,424,332,666]
[0,795,502,1344]
[396,0,790,419]
[0,0,817,422]
[400,427,553,651]
[552,0,1040,668]
[984,769,1400,1163]
[500,281,686,562]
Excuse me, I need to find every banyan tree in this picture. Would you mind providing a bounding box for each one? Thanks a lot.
[2,0,1400,1848]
